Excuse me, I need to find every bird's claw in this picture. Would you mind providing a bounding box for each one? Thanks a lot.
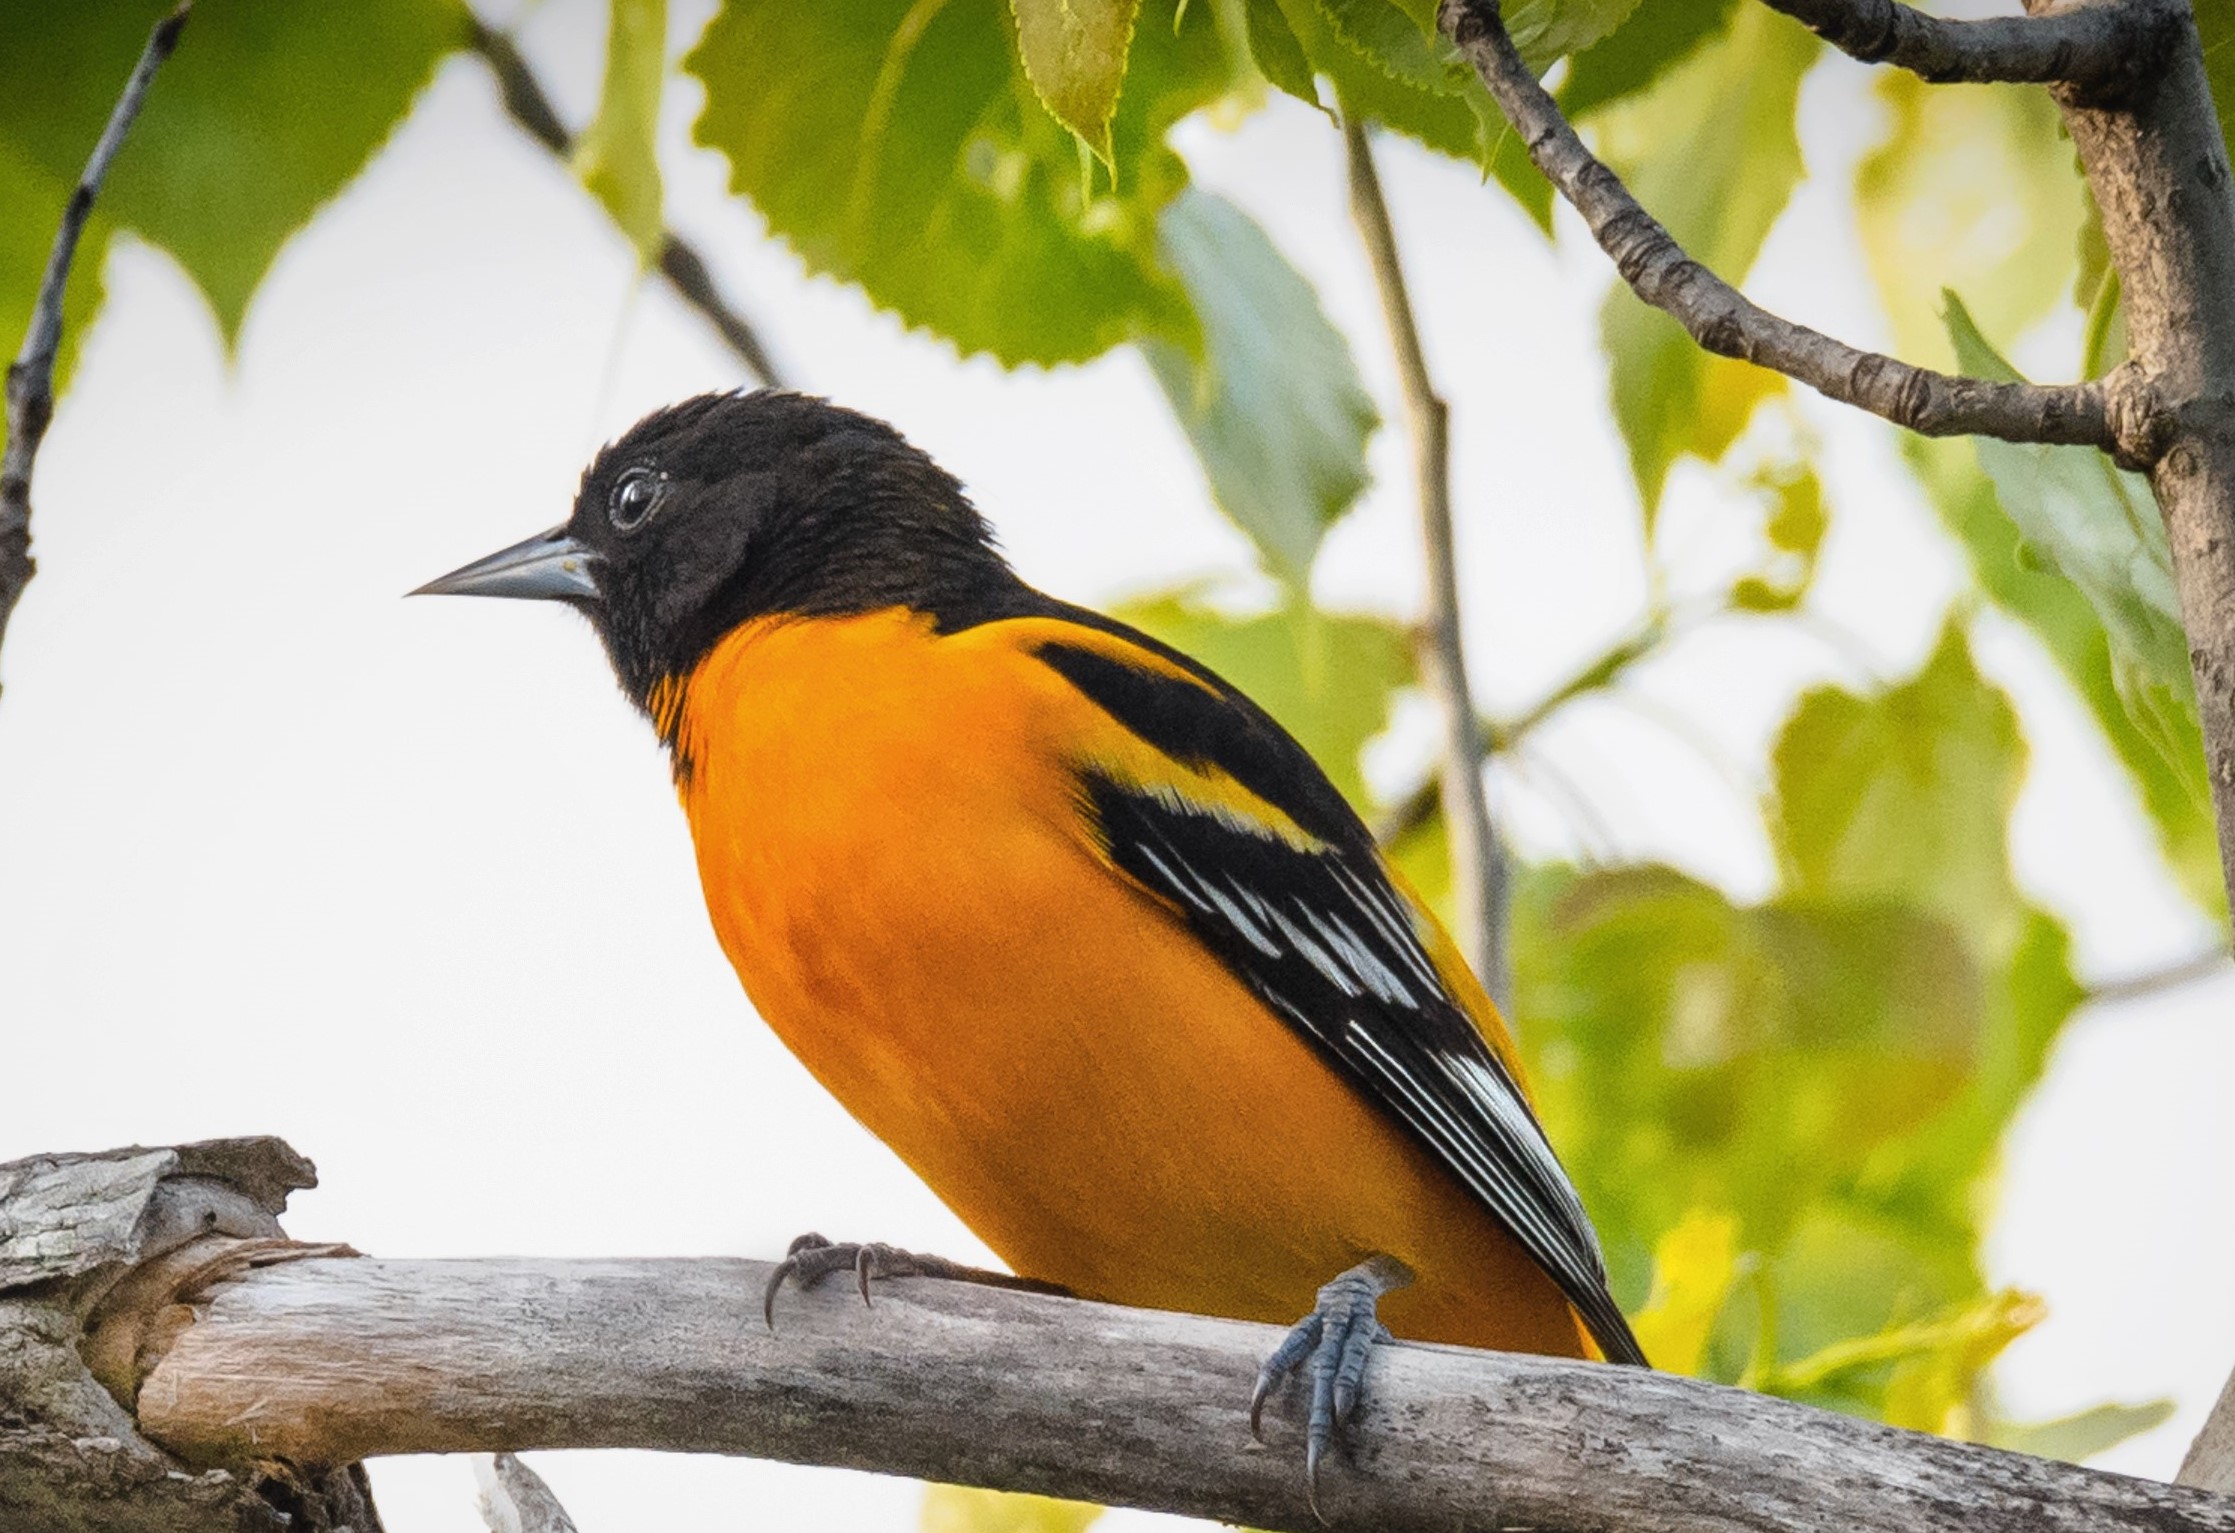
[1250,1254,1412,1520]
[760,1233,1011,1331]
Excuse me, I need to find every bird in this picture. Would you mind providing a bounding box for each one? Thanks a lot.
[417,388,1646,1494]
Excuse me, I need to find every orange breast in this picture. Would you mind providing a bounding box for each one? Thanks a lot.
[668,609,1588,1356]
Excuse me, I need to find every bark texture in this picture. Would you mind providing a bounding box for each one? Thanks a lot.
[2043,0,2235,915]
[125,1253,2235,1533]
[1756,0,2177,90]
[0,1140,377,1533]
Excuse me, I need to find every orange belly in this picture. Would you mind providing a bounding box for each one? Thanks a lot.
[667,609,1588,1356]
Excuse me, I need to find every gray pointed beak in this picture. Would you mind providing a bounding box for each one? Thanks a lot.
[412,526,602,602]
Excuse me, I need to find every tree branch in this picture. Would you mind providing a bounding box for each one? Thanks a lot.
[463,16,786,390]
[106,1251,2235,1533]
[1751,0,2178,94]
[2082,945,2231,1005]
[1437,0,2155,465]
[1342,113,1511,1006]
[0,5,189,687]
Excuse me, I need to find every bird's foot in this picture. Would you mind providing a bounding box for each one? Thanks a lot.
[761,1232,1060,1330]
[1249,1254,1414,1518]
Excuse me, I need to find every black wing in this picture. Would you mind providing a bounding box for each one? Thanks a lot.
[1029,619,1646,1366]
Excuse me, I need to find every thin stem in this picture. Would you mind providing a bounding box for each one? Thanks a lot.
[464,17,785,390]
[2083,946,2231,1006]
[1342,111,1508,1008]
[0,4,191,688]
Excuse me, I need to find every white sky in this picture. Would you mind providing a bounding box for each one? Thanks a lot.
[0,1,2229,1527]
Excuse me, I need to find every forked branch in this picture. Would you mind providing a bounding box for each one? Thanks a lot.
[1437,0,2158,466]
[1754,0,2177,94]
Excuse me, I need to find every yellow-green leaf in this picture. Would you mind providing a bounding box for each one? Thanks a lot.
[1772,620,2027,958]
[1595,4,1816,513]
[1011,0,1142,165]
[1855,73,2085,369]
[1990,1400,2178,1465]
[576,0,669,265]
[1629,1209,1742,1376]
[922,1485,1104,1533]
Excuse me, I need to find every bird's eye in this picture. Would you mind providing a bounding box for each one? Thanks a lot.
[609,467,668,531]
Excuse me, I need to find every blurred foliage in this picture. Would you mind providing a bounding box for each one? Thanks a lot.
[575,0,668,263]
[3,0,2215,1495]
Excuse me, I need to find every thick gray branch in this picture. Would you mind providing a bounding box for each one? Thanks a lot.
[1438,0,2142,462]
[464,16,785,389]
[1342,114,1509,1007]
[0,5,188,686]
[1753,0,2177,93]
[121,1254,2235,1533]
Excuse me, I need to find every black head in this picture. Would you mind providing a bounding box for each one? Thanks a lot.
[417,391,1032,709]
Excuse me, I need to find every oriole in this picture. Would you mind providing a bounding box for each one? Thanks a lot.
[420,390,1645,1484]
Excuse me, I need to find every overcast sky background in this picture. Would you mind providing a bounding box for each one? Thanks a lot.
[1,1,2230,1527]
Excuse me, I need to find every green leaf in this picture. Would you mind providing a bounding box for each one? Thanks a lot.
[1011,0,1142,164]
[1110,591,1412,807]
[1990,1400,2178,1465]
[1772,620,2026,954]
[1854,72,2085,370]
[689,0,1227,365]
[1942,295,2203,842]
[1241,0,1321,107]
[1629,1209,1744,1377]
[1267,0,1551,224]
[576,0,669,265]
[1903,434,2223,916]
[1144,190,1378,590]
[921,1485,1104,1533]
[0,0,463,344]
[1556,0,1736,120]
[1504,0,1643,71]
[1595,4,1816,512]
[1731,459,1826,612]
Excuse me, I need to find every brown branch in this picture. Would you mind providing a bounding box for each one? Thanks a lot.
[1341,113,1509,1005]
[464,16,786,390]
[1752,0,2178,95]
[107,1251,2235,1533]
[1438,0,2155,465]
[0,5,190,688]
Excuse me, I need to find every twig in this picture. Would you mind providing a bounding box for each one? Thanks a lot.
[0,4,190,684]
[2083,946,2231,1006]
[1374,617,1670,848]
[476,1452,580,1533]
[1753,0,2176,95]
[114,1252,2235,1533]
[1341,113,1510,1007]
[1437,0,2159,467]
[464,15,785,389]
